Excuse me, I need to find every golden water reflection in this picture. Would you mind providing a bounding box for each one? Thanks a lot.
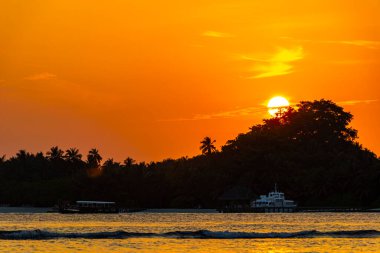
[1,212,380,252]
[2,238,380,253]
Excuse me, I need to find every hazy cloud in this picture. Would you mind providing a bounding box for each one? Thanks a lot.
[159,105,269,122]
[242,46,304,78]
[160,99,377,122]
[328,60,376,65]
[281,37,380,49]
[202,30,234,38]
[337,40,380,49]
[24,72,57,81]
[200,100,378,119]
[337,99,378,106]
[194,106,268,120]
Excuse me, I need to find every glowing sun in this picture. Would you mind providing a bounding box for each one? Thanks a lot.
[267,96,290,116]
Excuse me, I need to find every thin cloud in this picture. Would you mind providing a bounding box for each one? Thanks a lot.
[214,100,377,114]
[281,37,380,49]
[202,30,234,38]
[328,60,376,65]
[337,99,378,106]
[194,106,268,119]
[159,105,269,122]
[337,40,380,49]
[24,72,57,81]
[160,99,377,122]
[242,46,304,79]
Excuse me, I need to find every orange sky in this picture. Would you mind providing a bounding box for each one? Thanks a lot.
[1,0,379,162]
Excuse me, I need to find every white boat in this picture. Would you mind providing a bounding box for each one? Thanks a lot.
[250,185,297,213]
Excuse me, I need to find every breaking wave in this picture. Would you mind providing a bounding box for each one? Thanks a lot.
[0,229,379,240]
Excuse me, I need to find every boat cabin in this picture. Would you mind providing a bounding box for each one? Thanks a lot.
[251,185,297,212]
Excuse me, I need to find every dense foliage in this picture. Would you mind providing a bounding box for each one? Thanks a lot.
[0,99,379,208]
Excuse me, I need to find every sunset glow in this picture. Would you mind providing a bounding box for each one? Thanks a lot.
[267,96,290,116]
[0,0,379,161]
[1,3,380,252]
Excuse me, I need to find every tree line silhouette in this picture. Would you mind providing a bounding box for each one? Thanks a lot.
[0,99,379,208]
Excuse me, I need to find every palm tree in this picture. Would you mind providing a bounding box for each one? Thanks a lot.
[102,158,121,170]
[200,136,217,155]
[15,150,31,160]
[124,157,136,168]
[103,158,115,168]
[65,148,82,162]
[87,148,102,168]
[46,146,64,160]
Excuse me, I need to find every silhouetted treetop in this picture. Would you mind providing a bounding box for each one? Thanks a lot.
[223,99,358,153]
[200,137,217,155]
[124,157,136,168]
[46,146,64,161]
[87,148,102,168]
[65,148,82,162]
[286,99,357,143]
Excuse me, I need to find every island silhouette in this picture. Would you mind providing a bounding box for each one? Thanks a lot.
[0,99,379,209]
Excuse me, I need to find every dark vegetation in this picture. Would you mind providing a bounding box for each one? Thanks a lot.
[0,99,379,208]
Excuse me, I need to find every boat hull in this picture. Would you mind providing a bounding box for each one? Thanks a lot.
[220,207,297,213]
[59,208,119,214]
[251,207,297,213]
[59,207,146,214]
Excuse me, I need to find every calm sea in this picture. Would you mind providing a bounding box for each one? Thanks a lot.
[1,210,380,252]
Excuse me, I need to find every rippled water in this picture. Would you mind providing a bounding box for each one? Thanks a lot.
[1,211,380,252]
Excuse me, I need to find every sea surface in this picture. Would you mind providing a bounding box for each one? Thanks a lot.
[1,209,380,252]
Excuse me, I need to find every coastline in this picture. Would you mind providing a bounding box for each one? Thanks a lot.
[0,207,51,213]
[2,206,379,214]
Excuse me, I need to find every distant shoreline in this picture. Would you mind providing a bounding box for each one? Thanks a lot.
[0,207,51,213]
[1,207,380,214]
[0,207,219,213]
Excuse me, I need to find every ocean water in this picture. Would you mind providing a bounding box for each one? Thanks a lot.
[1,211,380,252]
